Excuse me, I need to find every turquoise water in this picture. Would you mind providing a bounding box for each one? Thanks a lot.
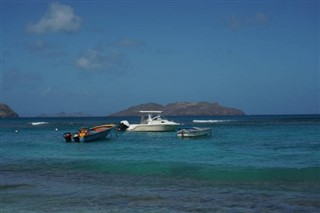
[1,115,320,212]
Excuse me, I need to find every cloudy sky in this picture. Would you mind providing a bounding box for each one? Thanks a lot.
[1,0,319,116]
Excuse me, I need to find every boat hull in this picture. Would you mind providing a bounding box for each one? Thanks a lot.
[127,124,179,132]
[82,128,112,142]
[63,124,115,142]
[82,124,115,142]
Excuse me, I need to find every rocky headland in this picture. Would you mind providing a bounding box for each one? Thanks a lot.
[110,102,245,116]
[0,103,19,118]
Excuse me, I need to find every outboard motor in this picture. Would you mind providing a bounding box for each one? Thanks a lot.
[73,133,80,142]
[63,132,73,142]
[116,120,130,131]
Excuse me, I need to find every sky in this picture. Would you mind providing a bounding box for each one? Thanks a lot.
[1,0,319,116]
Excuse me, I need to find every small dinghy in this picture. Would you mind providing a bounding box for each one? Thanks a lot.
[177,127,212,137]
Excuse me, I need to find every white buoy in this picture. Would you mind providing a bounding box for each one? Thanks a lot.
[15,130,18,133]
[55,128,58,131]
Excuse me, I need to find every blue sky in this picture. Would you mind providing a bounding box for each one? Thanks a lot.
[1,0,319,116]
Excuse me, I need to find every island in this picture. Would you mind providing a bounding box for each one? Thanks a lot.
[0,103,19,118]
[37,112,90,117]
[109,102,245,116]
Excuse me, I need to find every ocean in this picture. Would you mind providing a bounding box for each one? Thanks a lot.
[1,115,320,212]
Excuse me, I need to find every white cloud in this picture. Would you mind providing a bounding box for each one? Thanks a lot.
[26,2,81,34]
[25,39,66,57]
[76,49,104,70]
[114,39,145,48]
[225,12,269,31]
[76,49,129,73]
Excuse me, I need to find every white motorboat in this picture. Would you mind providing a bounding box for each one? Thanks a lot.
[177,127,212,137]
[118,111,180,132]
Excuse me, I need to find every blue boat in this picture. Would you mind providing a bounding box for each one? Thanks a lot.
[64,124,115,142]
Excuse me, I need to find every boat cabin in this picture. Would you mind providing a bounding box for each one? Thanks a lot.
[139,111,167,124]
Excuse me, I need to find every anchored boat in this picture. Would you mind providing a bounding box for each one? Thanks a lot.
[117,111,180,132]
[63,124,115,142]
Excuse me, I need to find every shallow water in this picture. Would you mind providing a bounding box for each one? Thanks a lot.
[1,115,320,212]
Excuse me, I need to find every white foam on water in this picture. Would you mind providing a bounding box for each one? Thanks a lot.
[192,119,234,123]
[29,122,49,126]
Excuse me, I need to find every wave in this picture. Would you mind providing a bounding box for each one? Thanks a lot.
[29,122,49,126]
[192,119,234,123]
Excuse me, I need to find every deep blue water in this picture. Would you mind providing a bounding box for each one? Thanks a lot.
[1,115,320,212]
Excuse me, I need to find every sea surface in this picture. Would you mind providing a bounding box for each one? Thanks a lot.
[1,115,320,213]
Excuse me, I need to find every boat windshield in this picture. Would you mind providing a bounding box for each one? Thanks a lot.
[140,114,151,124]
[140,113,167,124]
[152,115,168,121]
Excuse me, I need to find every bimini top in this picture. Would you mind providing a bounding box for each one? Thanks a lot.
[139,111,163,114]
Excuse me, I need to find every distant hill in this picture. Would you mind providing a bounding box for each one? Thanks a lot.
[0,103,19,118]
[109,102,245,116]
[37,112,91,117]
